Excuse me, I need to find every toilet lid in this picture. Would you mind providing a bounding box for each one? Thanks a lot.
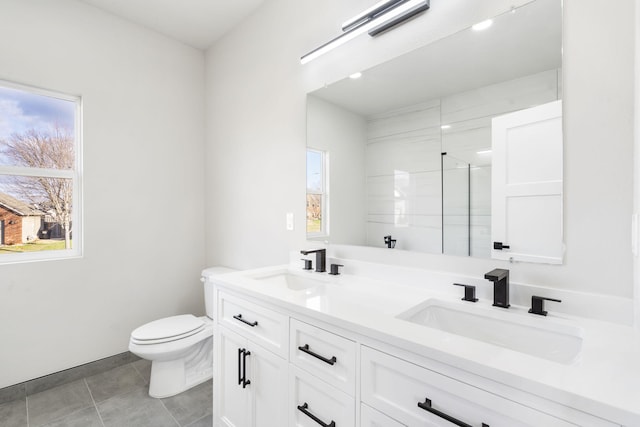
[131,314,205,341]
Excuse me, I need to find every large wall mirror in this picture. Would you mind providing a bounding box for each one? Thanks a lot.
[306,0,562,261]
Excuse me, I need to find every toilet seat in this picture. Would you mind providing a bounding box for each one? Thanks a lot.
[131,314,205,345]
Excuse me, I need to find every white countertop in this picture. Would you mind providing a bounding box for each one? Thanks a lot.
[206,264,640,425]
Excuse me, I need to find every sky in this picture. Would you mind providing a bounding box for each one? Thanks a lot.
[0,85,76,198]
[306,149,322,192]
[0,85,75,140]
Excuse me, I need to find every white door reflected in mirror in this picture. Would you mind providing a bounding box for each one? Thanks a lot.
[491,100,563,264]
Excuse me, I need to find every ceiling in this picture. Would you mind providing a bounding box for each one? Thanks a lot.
[77,0,265,50]
[312,0,561,117]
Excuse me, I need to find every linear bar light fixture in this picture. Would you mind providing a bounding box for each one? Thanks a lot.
[300,0,430,65]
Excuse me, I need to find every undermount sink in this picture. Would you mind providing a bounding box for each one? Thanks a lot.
[249,271,325,291]
[397,299,583,364]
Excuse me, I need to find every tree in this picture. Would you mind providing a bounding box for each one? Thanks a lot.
[1,127,74,249]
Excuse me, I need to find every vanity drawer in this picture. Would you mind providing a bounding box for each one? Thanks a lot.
[218,291,288,358]
[290,365,355,427]
[361,346,578,427]
[290,319,356,395]
[361,403,405,427]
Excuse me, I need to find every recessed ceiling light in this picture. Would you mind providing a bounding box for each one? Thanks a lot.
[349,72,363,79]
[477,149,492,155]
[472,19,493,31]
[441,125,451,130]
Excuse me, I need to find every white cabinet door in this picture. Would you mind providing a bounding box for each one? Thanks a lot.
[491,100,563,264]
[219,291,289,358]
[218,327,249,427]
[361,346,576,427]
[218,326,288,427]
[290,319,356,395]
[361,403,406,427]
[249,342,288,427]
[290,365,355,427]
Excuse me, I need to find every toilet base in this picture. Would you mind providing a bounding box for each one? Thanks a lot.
[148,335,213,398]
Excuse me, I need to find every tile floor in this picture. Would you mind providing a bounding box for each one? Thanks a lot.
[0,359,212,427]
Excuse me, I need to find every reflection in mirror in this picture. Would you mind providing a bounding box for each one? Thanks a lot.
[306,148,328,237]
[306,0,562,258]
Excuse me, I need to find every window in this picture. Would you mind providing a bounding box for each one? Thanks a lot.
[0,80,82,263]
[306,148,328,237]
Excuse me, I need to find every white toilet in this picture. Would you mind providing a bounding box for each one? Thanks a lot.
[129,267,235,398]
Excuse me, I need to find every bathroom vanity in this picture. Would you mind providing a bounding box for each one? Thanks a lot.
[205,260,640,427]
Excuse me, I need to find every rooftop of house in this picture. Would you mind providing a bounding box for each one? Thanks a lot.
[0,192,45,217]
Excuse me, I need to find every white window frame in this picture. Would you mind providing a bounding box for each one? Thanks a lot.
[0,79,83,264]
[306,148,329,239]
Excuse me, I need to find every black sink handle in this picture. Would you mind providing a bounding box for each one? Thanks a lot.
[528,295,562,316]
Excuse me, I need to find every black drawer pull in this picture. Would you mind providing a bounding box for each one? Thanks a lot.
[237,348,243,385]
[297,402,336,427]
[241,349,251,388]
[418,398,489,427]
[298,344,337,365]
[233,314,258,327]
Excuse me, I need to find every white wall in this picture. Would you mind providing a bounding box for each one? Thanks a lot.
[206,0,636,299]
[307,96,367,246]
[0,0,206,388]
[635,0,640,330]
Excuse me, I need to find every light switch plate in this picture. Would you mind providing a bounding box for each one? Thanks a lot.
[286,212,294,231]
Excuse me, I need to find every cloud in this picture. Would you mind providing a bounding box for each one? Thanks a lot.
[0,86,75,140]
[0,99,31,139]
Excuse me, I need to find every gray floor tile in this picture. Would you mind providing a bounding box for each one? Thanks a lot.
[0,398,27,427]
[27,380,94,427]
[25,352,139,396]
[162,380,212,426]
[97,387,178,427]
[85,364,146,403]
[25,367,86,396]
[80,352,140,379]
[40,406,103,427]
[131,358,152,385]
[185,413,213,427]
[0,383,26,405]
[7,355,208,427]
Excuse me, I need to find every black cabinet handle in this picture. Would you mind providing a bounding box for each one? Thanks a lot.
[493,241,510,250]
[298,344,337,365]
[241,349,251,388]
[297,402,336,427]
[418,398,489,427]
[237,348,243,385]
[233,314,258,327]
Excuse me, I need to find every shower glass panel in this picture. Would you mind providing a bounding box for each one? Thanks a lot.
[442,153,470,256]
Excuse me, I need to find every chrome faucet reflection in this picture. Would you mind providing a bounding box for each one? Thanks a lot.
[300,249,326,273]
[485,268,510,308]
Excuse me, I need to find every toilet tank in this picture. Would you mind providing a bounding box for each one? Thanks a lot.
[202,267,237,318]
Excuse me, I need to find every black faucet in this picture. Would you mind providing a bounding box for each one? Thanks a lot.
[485,268,510,308]
[384,235,396,248]
[300,249,326,273]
